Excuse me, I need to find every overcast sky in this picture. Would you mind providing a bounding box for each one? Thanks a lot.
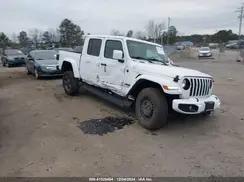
[0,0,242,37]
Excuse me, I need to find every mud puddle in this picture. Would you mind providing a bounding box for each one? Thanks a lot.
[78,117,134,136]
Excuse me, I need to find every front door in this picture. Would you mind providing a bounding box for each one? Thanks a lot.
[99,39,125,93]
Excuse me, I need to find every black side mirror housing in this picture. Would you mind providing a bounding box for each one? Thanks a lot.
[118,59,124,63]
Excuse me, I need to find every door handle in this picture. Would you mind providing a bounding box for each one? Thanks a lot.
[101,63,107,72]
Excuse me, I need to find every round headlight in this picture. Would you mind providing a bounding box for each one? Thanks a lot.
[182,79,190,90]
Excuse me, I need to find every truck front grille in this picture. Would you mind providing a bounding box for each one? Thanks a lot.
[189,78,212,97]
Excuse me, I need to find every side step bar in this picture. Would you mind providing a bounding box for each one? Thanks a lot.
[82,84,133,108]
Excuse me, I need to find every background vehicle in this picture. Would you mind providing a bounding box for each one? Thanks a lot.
[225,40,244,49]
[198,47,212,58]
[176,45,185,50]
[26,50,62,79]
[1,49,26,67]
[58,35,220,130]
[209,43,219,49]
[56,47,74,52]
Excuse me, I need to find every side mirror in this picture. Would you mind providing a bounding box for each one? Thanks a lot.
[56,54,60,61]
[112,50,124,63]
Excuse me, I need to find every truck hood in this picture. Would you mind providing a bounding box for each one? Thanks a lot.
[135,62,211,78]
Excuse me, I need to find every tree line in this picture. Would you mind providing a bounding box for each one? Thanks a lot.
[0,18,241,50]
[0,18,84,50]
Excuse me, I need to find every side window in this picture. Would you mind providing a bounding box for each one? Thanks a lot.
[104,40,123,59]
[87,39,102,56]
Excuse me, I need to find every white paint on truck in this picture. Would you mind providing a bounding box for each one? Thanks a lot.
[59,35,221,130]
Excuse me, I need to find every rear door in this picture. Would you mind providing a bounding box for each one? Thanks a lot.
[99,39,126,93]
[80,38,102,85]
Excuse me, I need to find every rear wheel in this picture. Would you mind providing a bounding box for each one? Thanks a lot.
[135,88,168,130]
[63,71,80,96]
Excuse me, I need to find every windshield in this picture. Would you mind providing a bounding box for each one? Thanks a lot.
[126,40,169,64]
[200,47,210,51]
[31,50,56,60]
[5,49,24,56]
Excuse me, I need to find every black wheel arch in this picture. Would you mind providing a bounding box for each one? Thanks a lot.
[127,79,163,99]
[61,61,73,73]
[127,79,180,111]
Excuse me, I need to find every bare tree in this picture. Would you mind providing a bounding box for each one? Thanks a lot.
[29,29,42,48]
[11,33,18,43]
[134,31,146,40]
[146,20,156,41]
[145,20,165,42]
[48,28,60,43]
[111,29,124,36]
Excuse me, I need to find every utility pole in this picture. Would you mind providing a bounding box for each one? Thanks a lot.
[236,4,244,40]
[167,17,171,45]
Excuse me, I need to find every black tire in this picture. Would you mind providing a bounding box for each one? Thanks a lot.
[203,111,212,116]
[2,60,6,67]
[135,88,168,130]
[7,63,12,68]
[26,66,31,75]
[63,71,80,96]
[34,69,40,79]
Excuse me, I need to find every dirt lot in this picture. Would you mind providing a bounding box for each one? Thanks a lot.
[0,50,244,177]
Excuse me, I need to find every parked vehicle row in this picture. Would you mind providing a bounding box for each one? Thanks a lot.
[0,36,221,130]
[1,49,26,67]
[1,48,63,79]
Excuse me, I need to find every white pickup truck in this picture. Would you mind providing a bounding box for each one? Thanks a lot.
[58,35,220,130]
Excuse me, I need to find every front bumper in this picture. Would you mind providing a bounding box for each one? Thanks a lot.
[198,53,212,57]
[38,67,63,77]
[172,95,220,114]
[7,59,26,65]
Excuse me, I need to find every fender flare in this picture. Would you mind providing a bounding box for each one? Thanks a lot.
[60,59,80,78]
[127,74,182,96]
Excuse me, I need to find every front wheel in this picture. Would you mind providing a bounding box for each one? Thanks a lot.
[135,88,168,130]
[34,69,40,79]
[2,60,6,67]
[26,66,31,75]
[63,71,80,96]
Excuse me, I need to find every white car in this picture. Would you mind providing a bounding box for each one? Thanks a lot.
[58,35,220,130]
[198,47,212,58]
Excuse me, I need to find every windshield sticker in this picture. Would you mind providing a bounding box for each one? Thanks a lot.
[156,47,165,55]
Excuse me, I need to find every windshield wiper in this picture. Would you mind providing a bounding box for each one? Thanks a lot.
[131,56,153,63]
[147,58,168,65]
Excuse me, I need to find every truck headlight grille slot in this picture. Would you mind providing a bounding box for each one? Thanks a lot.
[189,78,212,97]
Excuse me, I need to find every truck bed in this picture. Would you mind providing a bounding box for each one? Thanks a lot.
[58,50,82,72]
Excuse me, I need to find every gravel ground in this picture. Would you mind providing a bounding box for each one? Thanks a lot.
[0,49,244,177]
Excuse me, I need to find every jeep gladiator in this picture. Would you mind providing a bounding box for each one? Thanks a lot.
[58,35,221,130]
